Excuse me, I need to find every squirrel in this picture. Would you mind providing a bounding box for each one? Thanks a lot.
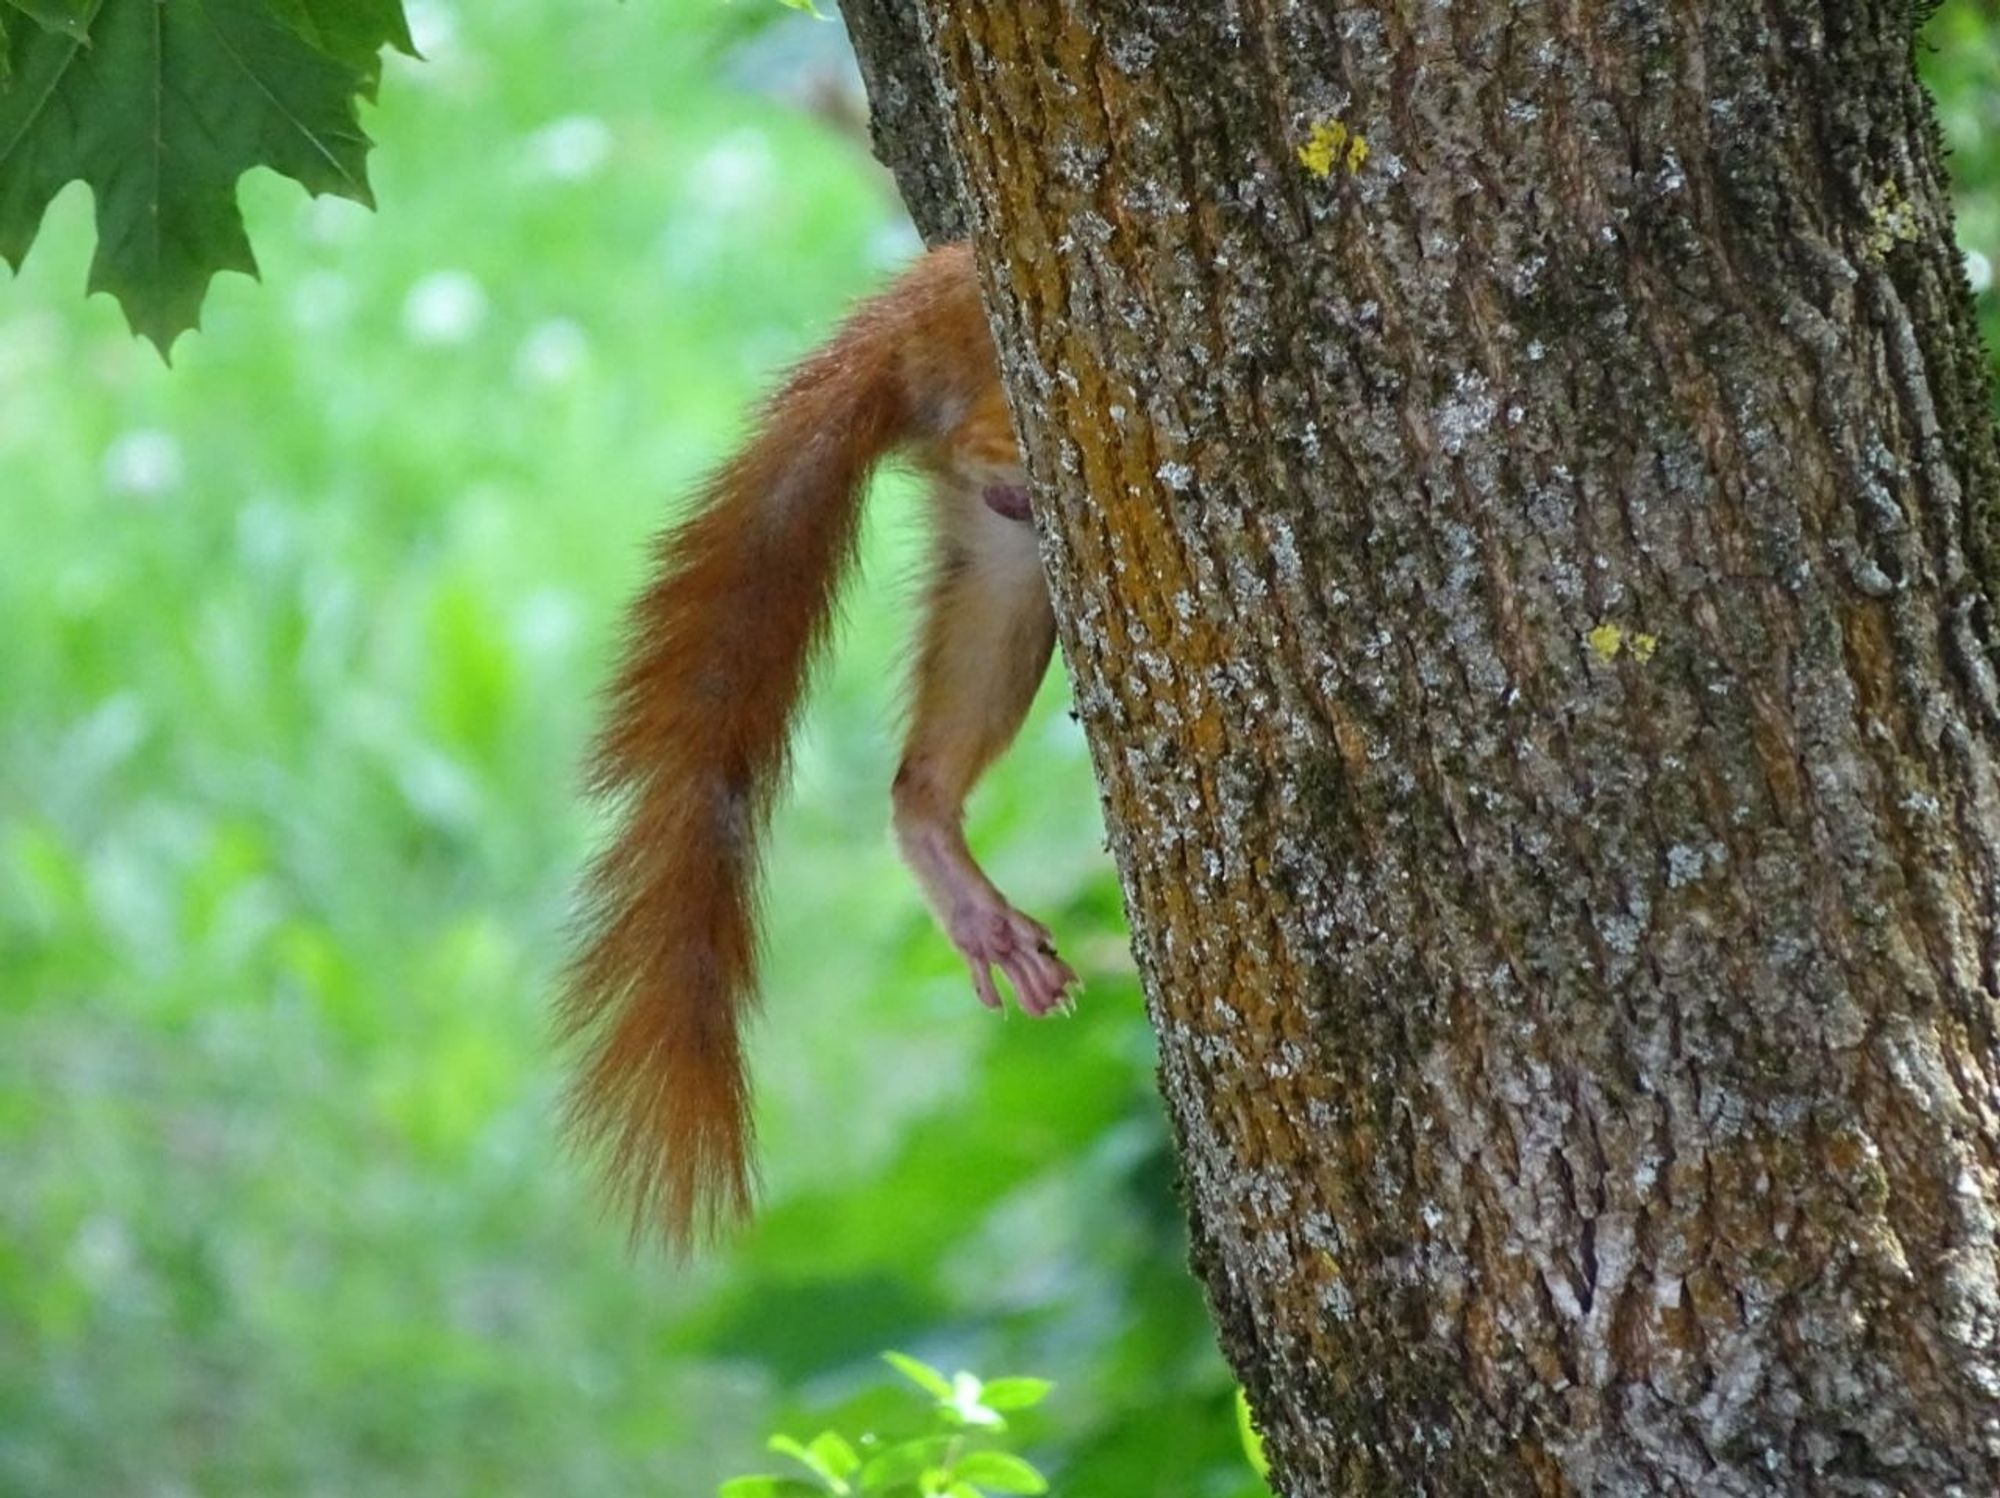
[563,242,1080,1248]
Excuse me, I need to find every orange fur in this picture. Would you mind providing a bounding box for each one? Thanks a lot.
[565,243,1075,1250]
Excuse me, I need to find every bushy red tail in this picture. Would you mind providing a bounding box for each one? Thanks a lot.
[562,288,916,1248]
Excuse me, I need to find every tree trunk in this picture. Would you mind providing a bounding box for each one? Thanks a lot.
[844,2,2000,1491]
[838,0,966,246]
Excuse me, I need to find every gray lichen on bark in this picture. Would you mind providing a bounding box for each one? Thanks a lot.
[849,0,2000,1492]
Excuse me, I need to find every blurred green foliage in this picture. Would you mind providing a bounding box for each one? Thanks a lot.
[722,1352,1055,1497]
[1929,2,2000,370]
[0,3,1248,1493]
[0,4,1994,1496]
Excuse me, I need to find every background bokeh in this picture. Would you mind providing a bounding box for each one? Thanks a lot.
[1,4,1994,1494]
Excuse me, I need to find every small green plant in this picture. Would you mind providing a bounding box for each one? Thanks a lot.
[719,1353,1054,1497]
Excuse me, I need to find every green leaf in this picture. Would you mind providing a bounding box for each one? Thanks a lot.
[718,1478,826,1498]
[261,0,411,95]
[0,0,380,355]
[974,1379,1053,1412]
[883,1351,955,1401]
[4,0,91,41]
[948,1452,1047,1495]
[2,0,90,82]
[767,1435,815,1468]
[767,1433,852,1491]
[809,1433,861,1481]
[858,1438,954,1488]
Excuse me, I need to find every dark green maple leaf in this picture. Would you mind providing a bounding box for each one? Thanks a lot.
[263,0,412,96]
[4,1,92,42]
[0,0,92,84]
[0,0,404,355]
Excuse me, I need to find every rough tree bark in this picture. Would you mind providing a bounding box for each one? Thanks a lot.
[839,0,966,245]
[840,2,2000,1492]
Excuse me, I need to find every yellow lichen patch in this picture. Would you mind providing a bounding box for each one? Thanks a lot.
[1588,622,1660,663]
[1298,118,1369,178]
[1863,177,1920,260]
